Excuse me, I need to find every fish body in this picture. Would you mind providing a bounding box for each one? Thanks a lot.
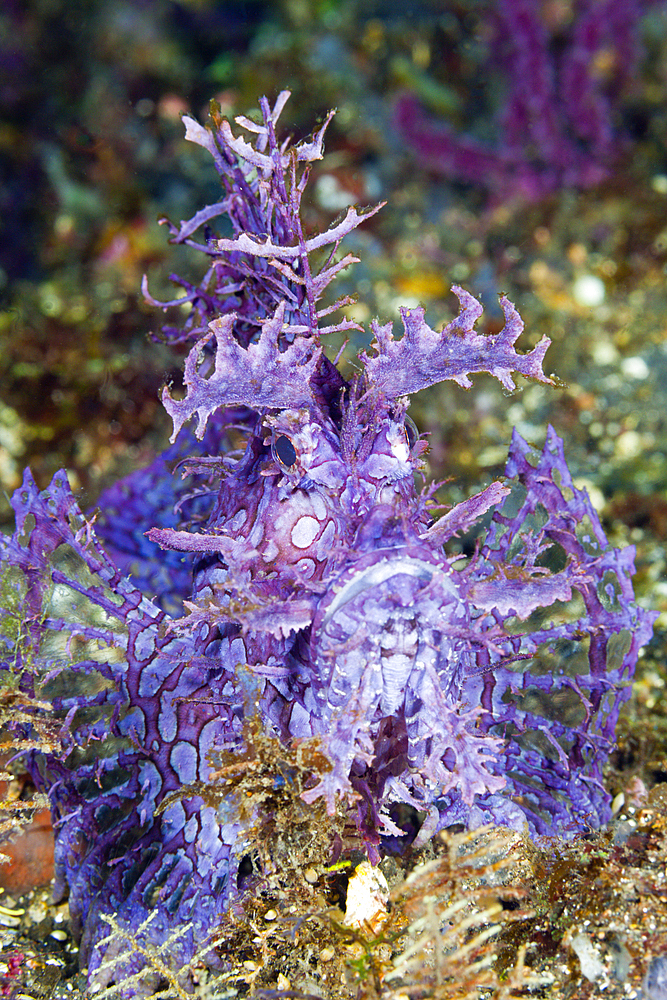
[0,93,654,993]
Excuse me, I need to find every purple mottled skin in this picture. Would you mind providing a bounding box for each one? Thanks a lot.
[0,93,655,993]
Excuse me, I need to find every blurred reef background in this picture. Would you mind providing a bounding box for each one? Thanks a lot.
[3,1,667,997]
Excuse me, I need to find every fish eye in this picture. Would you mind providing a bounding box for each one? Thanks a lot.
[404,415,419,450]
[272,434,298,470]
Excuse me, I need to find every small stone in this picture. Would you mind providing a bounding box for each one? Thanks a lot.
[0,907,22,928]
[607,935,631,983]
[304,867,319,884]
[320,946,336,962]
[243,960,258,972]
[611,791,625,816]
[344,861,389,932]
[264,909,277,921]
[277,974,291,990]
[645,954,667,1000]
[612,820,636,846]
[571,932,605,982]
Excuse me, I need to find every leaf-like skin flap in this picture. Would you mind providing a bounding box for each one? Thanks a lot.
[176,594,317,640]
[470,568,574,618]
[162,305,321,441]
[421,480,511,545]
[360,285,556,397]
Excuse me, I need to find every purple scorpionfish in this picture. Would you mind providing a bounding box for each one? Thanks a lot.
[0,92,654,992]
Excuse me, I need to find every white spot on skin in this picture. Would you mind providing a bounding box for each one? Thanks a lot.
[133,626,158,664]
[248,518,264,547]
[158,693,178,742]
[118,707,146,741]
[275,492,314,541]
[227,509,247,531]
[262,540,279,562]
[309,491,327,520]
[196,806,223,877]
[140,761,161,796]
[316,519,336,560]
[379,484,402,504]
[289,701,311,736]
[161,800,186,837]
[230,637,246,666]
[291,515,320,549]
[138,761,162,818]
[248,479,277,546]
[184,815,199,843]
[138,648,170,697]
[388,422,409,462]
[170,741,198,784]
[295,558,316,578]
[198,719,223,780]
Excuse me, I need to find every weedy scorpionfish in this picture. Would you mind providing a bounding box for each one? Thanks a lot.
[0,92,654,992]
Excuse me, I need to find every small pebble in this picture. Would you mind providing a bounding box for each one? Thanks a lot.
[344,861,389,932]
[264,909,277,921]
[611,791,625,815]
[645,954,667,1000]
[304,868,318,884]
[571,932,605,982]
[607,936,631,983]
[612,820,636,846]
[0,907,22,928]
[319,946,335,962]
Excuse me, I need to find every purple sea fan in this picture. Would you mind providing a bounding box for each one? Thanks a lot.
[0,91,655,992]
[396,0,656,201]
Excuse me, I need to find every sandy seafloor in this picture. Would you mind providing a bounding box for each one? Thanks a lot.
[3,1,667,997]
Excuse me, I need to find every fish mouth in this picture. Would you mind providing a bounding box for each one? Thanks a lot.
[311,550,469,716]
[320,555,458,627]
